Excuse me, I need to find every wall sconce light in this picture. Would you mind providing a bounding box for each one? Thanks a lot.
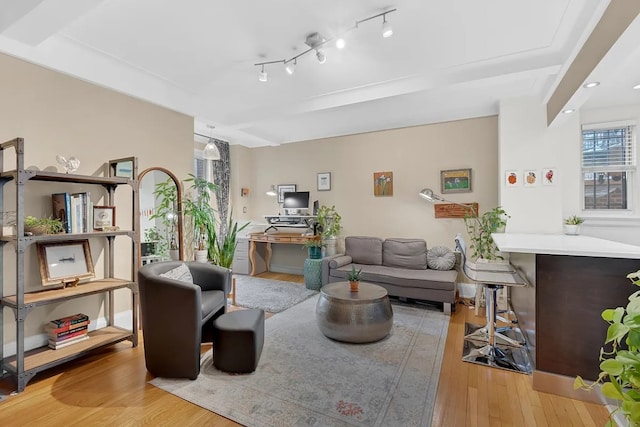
[266,185,277,196]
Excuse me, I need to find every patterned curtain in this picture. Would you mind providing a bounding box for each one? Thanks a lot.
[209,138,230,240]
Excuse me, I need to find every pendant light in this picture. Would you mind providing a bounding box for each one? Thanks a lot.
[203,125,221,160]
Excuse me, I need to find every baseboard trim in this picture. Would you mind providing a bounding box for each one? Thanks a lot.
[532,370,610,405]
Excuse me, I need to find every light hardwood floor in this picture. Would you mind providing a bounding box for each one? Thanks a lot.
[0,273,610,426]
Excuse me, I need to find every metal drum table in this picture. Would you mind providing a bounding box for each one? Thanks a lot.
[315,282,393,343]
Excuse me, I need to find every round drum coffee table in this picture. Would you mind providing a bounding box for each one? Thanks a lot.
[316,282,393,343]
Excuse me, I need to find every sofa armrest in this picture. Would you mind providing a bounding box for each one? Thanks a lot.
[322,254,352,285]
[188,262,232,294]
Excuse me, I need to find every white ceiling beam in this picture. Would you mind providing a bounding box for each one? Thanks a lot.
[1,0,105,45]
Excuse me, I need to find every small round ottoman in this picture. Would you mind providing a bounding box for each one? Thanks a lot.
[213,308,265,373]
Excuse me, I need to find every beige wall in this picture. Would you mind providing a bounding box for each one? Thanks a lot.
[231,116,499,257]
[0,53,194,351]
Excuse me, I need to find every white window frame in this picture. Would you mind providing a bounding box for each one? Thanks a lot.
[581,120,636,215]
[194,149,214,183]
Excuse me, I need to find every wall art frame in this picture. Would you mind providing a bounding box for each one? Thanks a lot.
[317,172,331,191]
[277,184,296,203]
[441,168,472,194]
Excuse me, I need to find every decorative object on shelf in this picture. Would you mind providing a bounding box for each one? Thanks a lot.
[56,155,80,174]
[24,215,65,235]
[317,172,331,191]
[574,269,640,426]
[441,168,472,194]
[254,8,396,81]
[505,170,519,187]
[93,206,115,230]
[542,167,556,185]
[316,205,342,256]
[108,156,136,178]
[277,184,296,204]
[374,171,393,196]
[347,265,362,292]
[523,170,538,187]
[563,214,584,235]
[1,210,16,236]
[36,239,95,287]
[46,313,90,349]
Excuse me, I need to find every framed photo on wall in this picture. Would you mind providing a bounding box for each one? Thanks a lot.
[277,184,296,203]
[317,172,331,191]
[441,168,472,194]
[36,240,95,286]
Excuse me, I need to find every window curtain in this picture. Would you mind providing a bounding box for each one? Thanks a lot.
[209,138,230,239]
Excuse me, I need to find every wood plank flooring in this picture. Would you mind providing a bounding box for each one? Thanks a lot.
[0,273,611,426]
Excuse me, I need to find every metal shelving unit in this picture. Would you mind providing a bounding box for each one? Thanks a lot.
[0,137,139,393]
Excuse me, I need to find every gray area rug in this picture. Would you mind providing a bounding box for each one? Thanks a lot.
[151,295,448,426]
[232,275,317,313]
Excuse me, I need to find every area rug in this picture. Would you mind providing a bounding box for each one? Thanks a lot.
[151,295,448,426]
[232,275,317,313]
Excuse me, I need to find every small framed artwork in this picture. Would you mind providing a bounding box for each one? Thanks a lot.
[241,187,250,197]
[542,168,556,185]
[93,206,116,230]
[108,156,137,178]
[317,172,331,191]
[277,184,296,203]
[374,171,393,196]
[505,170,519,187]
[37,240,95,286]
[441,169,472,194]
[523,170,538,187]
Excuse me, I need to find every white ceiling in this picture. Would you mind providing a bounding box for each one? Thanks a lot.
[0,0,637,147]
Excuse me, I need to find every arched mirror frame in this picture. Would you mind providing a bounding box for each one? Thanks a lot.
[137,167,184,266]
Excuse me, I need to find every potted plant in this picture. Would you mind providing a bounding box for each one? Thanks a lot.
[564,215,584,235]
[208,211,249,268]
[347,265,362,292]
[142,226,168,258]
[150,178,180,260]
[316,205,342,256]
[574,269,640,426]
[303,236,324,260]
[182,174,218,263]
[463,206,510,261]
[24,216,65,235]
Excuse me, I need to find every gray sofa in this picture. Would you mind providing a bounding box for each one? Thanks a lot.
[322,236,458,314]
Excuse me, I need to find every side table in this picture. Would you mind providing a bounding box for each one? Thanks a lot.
[304,258,323,290]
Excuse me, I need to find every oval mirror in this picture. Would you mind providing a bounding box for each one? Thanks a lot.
[137,167,184,266]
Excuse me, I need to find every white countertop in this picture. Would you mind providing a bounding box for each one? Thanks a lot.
[492,233,640,259]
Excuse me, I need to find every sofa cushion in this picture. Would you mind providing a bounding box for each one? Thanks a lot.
[160,263,193,283]
[331,264,456,291]
[382,238,427,270]
[427,246,456,270]
[345,236,383,265]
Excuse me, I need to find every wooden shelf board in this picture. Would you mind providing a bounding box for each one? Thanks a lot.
[3,326,133,372]
[0,169,132,186]
[0,230,133,243]
[2,278,134,307]
[434,202,479,219]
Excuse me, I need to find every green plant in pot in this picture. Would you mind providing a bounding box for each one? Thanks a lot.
[564,215,584,236]
[150,178,180,258]
[463,206,510,261]
[347,265,362,292]
[209,211,249,268]
[24,216,64,235]
[316,205,342,256]
[574,270,640,426]
[303,236,324,260]
[182,174,218,262]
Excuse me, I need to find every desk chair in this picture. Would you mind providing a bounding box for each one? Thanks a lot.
[454,233,531,373]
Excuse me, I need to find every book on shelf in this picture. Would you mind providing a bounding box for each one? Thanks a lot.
[45,319,90,334]
[48,334,90,350]
[47,324,88,341]
[48,313,89,329]
[52,192,72,234]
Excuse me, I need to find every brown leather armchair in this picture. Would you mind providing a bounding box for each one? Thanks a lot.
[138,261,231,379]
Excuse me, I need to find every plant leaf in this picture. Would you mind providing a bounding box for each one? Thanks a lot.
[601,359,624,376]
[601,382,625,401]
[607,323,630,344]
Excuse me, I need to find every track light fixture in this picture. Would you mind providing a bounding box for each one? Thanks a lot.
[254,8,396,81]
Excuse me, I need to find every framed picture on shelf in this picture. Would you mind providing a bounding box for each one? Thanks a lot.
[37,240,95,286]
[317,172,331,191]
[108,156,137,178]
[441,168,472,194]
[277,184,296,203]
[93,206,116,230]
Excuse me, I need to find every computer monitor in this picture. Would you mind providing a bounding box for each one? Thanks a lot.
[282,191,310,215]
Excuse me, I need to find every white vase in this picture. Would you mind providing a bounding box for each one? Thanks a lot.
[169,249,180,261]
[563,224,580,235]
[323,236,337,257]
[194,249,208,263]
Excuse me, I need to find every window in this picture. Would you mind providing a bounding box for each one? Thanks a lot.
[582,121,636,210]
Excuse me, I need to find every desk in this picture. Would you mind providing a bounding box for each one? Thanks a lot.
[248,232,316,276]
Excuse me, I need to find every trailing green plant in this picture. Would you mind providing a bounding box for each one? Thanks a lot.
[574,270,640,426]
[347,265,362,282]
[564,215,585,225]
[208,211,249,268]
[24,216,64,234]
[463,206,510,260]
[316,205,342,238]
[183,174,218,251]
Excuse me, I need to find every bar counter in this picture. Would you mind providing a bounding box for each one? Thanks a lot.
[492,233,640,401]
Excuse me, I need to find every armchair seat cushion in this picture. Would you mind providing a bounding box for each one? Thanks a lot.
[202,290,226,321]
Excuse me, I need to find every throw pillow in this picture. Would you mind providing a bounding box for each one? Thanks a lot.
[160,263,194,283]
[427,246,456,270]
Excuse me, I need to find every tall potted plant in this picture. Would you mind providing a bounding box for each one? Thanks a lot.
[463,206,510,261]
[316,204,342,256]
[209,211,249,268]
[150,178,180,260]
[182,174,218,262]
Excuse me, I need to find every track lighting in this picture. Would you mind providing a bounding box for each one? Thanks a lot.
[254,8,396,81]
[258,64,267,82]
[285,59,296,75]
[382,14,393,38]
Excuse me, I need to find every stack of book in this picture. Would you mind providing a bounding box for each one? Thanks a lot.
[52,192,92,234]
[47,313,90,349]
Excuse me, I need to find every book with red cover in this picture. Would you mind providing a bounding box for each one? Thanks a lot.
[46,320,90,334]
[48,313,89,329]
[48,335,90,350]
[47,325,88,341]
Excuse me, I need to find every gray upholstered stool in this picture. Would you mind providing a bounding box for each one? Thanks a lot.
[213,308,265,373]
